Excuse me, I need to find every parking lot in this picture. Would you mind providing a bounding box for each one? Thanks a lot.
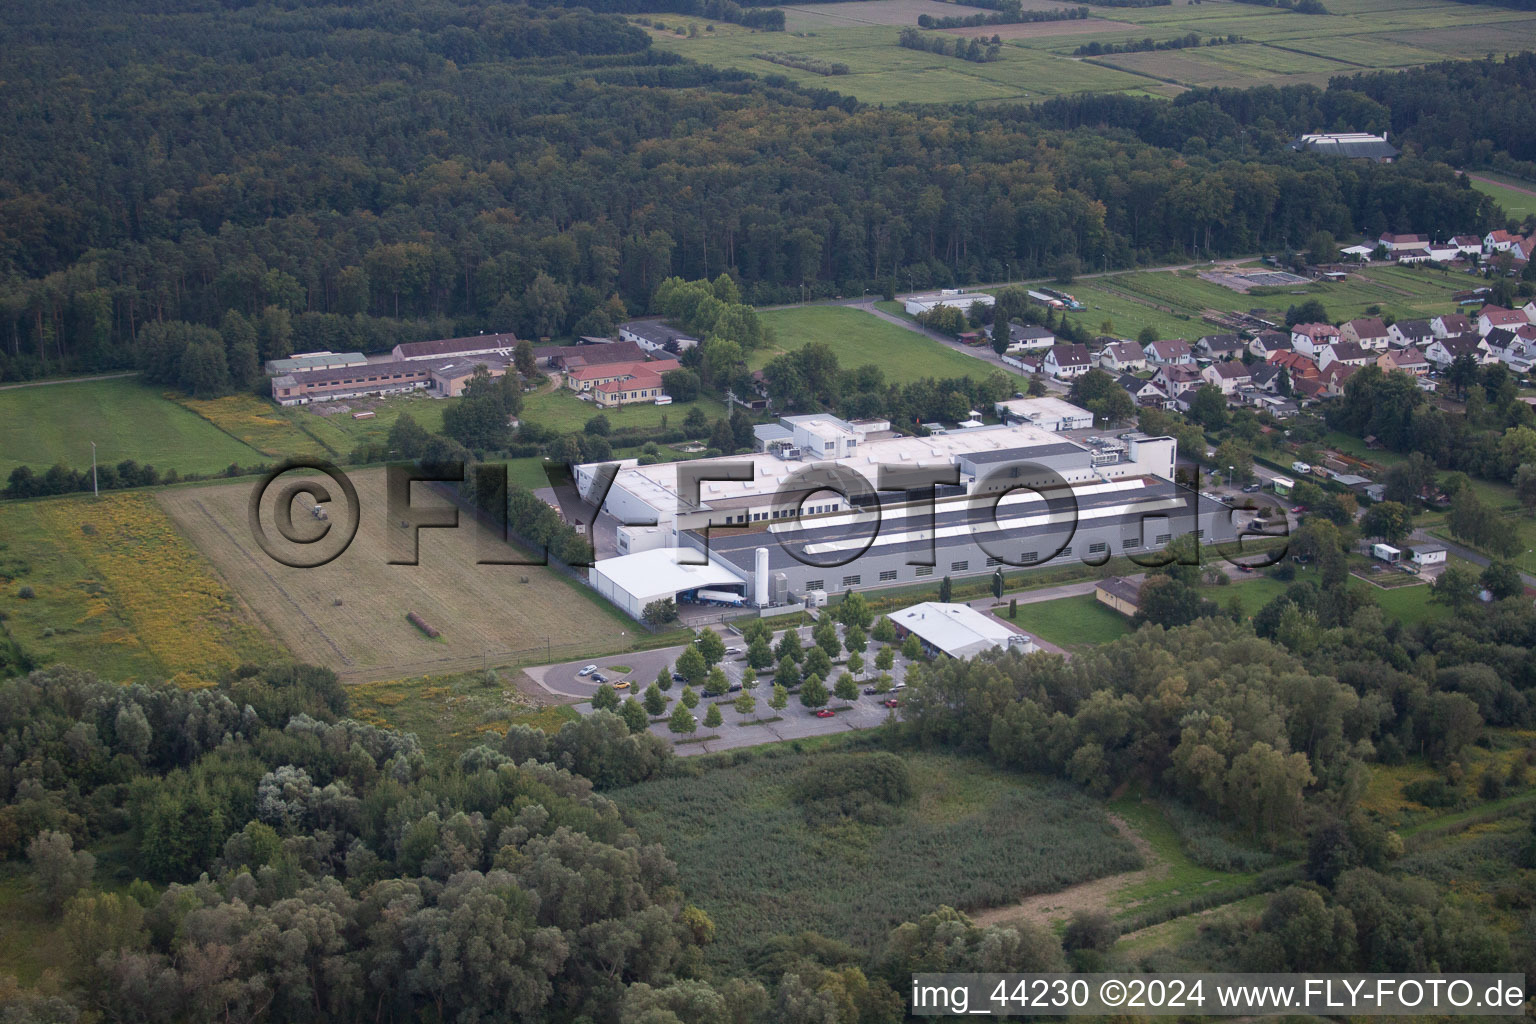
[525,620,919,755]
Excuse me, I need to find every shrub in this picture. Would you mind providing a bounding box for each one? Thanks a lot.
[17,585,35,599]
[1404,778,1461,808]
[1062,910,1117,952]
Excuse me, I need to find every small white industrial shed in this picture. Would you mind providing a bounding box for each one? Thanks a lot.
[889,602,1037,660]
[590,548,747,619]
[1411,545,1447,568]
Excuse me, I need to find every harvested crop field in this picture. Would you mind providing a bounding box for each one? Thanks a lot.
[158,468,632,681]
[780,0,994,28]
[943,17,1136,37]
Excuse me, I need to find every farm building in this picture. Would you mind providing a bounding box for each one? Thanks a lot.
[903,289,994,317]
[1289,132,1398,162]
[619,319,699,354]
[1410,546,1447,570]
[1095,576,1142,617]
[264,351,367,376]
[271,355,512,406]
[392,333,518,362]
[888,602,1036,659]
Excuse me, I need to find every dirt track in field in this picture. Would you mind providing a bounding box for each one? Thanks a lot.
[969,814,1160,927]
[157,469,629,682]
[941,17,1136,38]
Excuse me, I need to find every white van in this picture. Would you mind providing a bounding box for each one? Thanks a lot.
[1291,460,1311,475]
[654,396,673,406]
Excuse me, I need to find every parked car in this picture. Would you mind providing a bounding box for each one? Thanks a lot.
[1242,482,1261,493]
[862,686,880,696]
[1291,505,1307,514]
[725,646,742,656]
[883,699,900,709]
[672,673,688,684]
[578,665,598,677]
[814,709,836,719]
[590,672,606,684]
[727,682,743,692]
[613,680,631,690]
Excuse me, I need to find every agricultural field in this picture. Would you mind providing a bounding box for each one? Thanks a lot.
[0,376,268,477]
[647,0,1536,104]
[0,491,277,683]
[174,392,335,461]
[612,748,1143,964]
[755,304,1022,384]
[157,467,635,681]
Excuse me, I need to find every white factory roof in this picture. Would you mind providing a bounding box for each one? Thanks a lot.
[890,602,1035,660]
[590,547,745,600]
[994,396,1093,423]
[589,422,1075,512]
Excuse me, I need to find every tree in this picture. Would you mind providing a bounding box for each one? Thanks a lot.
[746,637,774,670]
[803,647,832,682]
[592,683,620,711]
[847,651,864,678]
[813,616,841,659]
[1137,325,1159,345]
[695,627,726,668]
[834,673,858,701]
[680,685,699,709]
[775,629,803,663]
[769,684,789,711]
[620,698,649,733]
[1480,560,1523,600]
[1187,384,1228,429]
[675,646,707,687]
[663,368,701,402]
[1361,501,1413,544]
[1431,564,1479,612]
[703,702,723,729]
[27,831,95,915]
[835,591,873,629]
[734,692,756,716]
[644,683,667,716]
[799,674,829,708]
[875,646,895,671]
[642,598,678,625]
[584,414,611,436]
[938,576,953,603]
[872,616,896,643]
[775,656,801,690]
[1448,353,1480,399]
[992,568,1004,599]
[655,665,673,692]
[387,412,430,459]
[1213,440,1254,483]
[902,633,924,660]
[514,338,538,377]
[668,703,697,734]
[1306,229,1338,264]
[442,367,521,450]
[1515,464,1536,512]
[842,625,866,657]
[704,666,729,696]
[874,673,894,694]
[1285,299,1330,327]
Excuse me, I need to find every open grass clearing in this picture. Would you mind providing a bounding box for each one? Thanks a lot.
[0,376,267,477]
[1467,173,1536,221]
[612,749,1142,963]
[157,468,636,681]
[756,305,1021,384]
[1012,592,1133,647]
[348,669,578,758]
[519,382,728,435]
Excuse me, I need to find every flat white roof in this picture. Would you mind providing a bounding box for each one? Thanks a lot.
[890,602,1032,659]
[994,396,1094,422]
[590,422,1080,512]
[592,548,745,601]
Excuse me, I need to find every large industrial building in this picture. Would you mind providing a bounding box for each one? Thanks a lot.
[577,409,1235,619]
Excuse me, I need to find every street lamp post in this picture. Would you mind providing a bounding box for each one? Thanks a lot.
[1228,465,1234,489]
[91,441,98,498]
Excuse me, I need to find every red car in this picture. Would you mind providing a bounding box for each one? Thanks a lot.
[883,698,900,709]
[1290,505,1307,513]
[814,708,836,718]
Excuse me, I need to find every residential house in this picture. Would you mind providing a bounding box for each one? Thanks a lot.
[1317,341,1374,372]
[1340,317,1391,350]
[1318,362,1359,397]
[1248,362,1290,392]
[1479,306,1529,337]
[1394,244,1434,264]
[1523,300,1536,323]
[1486,325,1536,372]
[619,319,699,354]
[1424,332,1492,369]
[990,323,1056,352]
[1117,372,1171,408]
[1042,344,1092,379]
[1097,341,1147,372]
[1388,318,1434,348]
[1269,350,1320,380]
[1154,363,1203,398]
[1196,334,1247,361]
[1426,243,1462,263]
[546,340,647,371]
[1431,313,1472,338]
[1144,339,1194,365]
[1451,235,1484,257]
[1293,376,1328,402]
[1376,347,1429,376]
[1249,330,1293,358]
[1378,232,1428,251]
[1290,322,1340,356]
[1201,360,1252,395]
[1095,577,1142,617]
[594,370,668,408]
[1485,229,1524,253]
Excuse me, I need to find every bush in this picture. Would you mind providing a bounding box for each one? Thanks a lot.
[1062,910,1117,952]
[1403,778,1461,808]
[16,585,35,599]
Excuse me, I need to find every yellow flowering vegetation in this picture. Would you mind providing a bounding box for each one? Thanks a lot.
[0,492,276,684]
[174,393,332,460]
[349,671,577,756]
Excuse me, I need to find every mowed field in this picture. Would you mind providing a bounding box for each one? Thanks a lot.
[754,304,1022,383]
[0,377,269,477]
[1467,173,1536,221]
[157,468,633,681]
[648,0,1536,103]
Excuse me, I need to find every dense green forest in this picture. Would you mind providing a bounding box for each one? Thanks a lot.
[0,0,1507,381]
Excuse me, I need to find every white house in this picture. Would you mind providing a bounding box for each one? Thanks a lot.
[1388,319,1434,348]
[1340,317,1391,350]
[1424,333,1493,368]
[1097,341,1146,372]
[1316,341,1374,372]
[1118,373,1171,408]
[1144,339,1194,365]
[991,323,1055,352]
[1378,232,1428,252]
[1249,331,1293,358]
[1485,230,1523,253]
[1200,361,1251,395]
[1155,363,1203,397]
[1196,334,1246,361]
[1451,235,1483,257]
[1432,313,1473,338]
[1479,306,1530,337]
[1042,344,1092,379]
[1290,323,1340,356]
[1410,545,1447,570]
